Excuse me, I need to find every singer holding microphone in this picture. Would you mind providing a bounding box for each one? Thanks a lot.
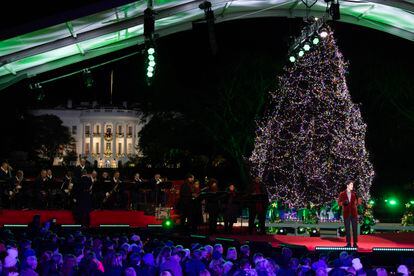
[338,180,362,248]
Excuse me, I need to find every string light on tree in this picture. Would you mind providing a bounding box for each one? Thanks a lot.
[250,25,374,208]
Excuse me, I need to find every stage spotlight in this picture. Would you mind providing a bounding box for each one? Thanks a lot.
[297,227,306,235]
[319,28,328,38]
[83,68,94,88]
[303,42,311,51]
[312,37,320,45]
[309,228,320,237]
[337,226,346,237]
[145,43,156,84]
[277,228,288,235]
[329,1,340,21]
[385,198,399,207]
[298,50,305,57]
[162,218,174,230]
[289,56,296,63]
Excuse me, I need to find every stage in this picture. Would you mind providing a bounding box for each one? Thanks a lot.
[0,209,160,227]
[209,232,414,253]
[1,210,413,253]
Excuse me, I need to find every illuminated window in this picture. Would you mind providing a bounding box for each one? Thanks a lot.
[118,143,122,154]
[85,125,90,135]
[85,143,90,154]
[96,143,100,154]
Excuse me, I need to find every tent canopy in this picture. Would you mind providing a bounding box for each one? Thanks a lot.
[1,0,413,89]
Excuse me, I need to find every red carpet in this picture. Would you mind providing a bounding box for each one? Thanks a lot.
[0,210,161,227]
[212,232,414,253]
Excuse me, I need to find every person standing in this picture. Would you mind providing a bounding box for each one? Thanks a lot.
[248,177,268,235]
[224,183,240,234]
[178,174,194,230]
[338,180,362,247]
[73,169,93,226]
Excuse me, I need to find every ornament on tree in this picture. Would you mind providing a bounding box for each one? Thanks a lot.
[250,25,374,208]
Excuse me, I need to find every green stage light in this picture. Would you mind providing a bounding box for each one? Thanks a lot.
[147,47,155,55]
[337,226,346,237]
[297,227,306,234]
[148,54,155,61]
[385,198,398,206]
[147,72,154,78]
[298,50,305,57]
[147,66,154,72]
[312,37,320,45]
[289,56,296,63]
[162,218,174,229]
[310,228,320,237]
[149,60,156,67]
[368,199,375,205]
[409,200,414,205]
[303,43,311,51]
[278,228,288,235]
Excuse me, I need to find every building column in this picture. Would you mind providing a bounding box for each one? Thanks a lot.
[112,122,117,159]
[124,123,127,155]
[81,123,85,156]
[89,123,93,156]
[100,122,104,159]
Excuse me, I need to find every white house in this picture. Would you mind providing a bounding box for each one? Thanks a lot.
[31,100,147,168]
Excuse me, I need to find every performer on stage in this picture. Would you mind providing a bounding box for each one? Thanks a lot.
[338,180,362,247]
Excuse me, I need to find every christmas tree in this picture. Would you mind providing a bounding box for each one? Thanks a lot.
[250,25,374,208]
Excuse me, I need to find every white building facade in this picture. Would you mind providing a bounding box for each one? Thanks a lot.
[31,104,146,168]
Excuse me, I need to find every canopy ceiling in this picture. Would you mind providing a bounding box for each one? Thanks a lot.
[0,0,413,89]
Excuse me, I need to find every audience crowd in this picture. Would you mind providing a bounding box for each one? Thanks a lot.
[0,216,412,276]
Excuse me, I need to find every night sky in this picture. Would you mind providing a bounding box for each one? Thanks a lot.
[1,1,414,202]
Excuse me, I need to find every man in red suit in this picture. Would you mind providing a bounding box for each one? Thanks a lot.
[338,180,362,247]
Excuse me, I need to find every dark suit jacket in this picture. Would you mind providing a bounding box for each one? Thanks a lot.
[338,190,360,218]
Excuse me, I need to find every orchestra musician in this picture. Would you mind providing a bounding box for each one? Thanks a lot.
[46,169,59,209]
[131,173,144,210]
[33,170,49,209]
[177,173,194,230]
[73,169,93,226]
[8,170,24,209]
[150,173,164,205]
[104,171,124,209]
[61,171,75,209]
[190,179,204,232]
[205,178,221,234]
[248,177,269,235]
[100,171,112,209]
[224,183,240,234]
[0,161,12,208]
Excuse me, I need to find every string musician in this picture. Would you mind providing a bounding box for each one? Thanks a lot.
[61,171,75,209]
[104,171,124,209]
[9,170,24,209]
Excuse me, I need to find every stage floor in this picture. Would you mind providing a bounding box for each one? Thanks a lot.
[0,209,160,227]
[1,210,413,253]
[210,232,414,253]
